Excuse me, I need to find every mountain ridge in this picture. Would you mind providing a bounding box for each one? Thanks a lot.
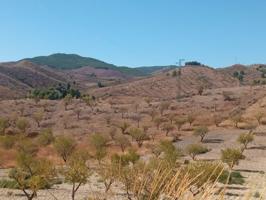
[23,53,172,77]
[1,53,266,100]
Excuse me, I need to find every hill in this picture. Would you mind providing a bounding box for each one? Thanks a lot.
[0,61,68,99]
[92,65,239,100]
[24,53,168,76]
[2,53,266,100]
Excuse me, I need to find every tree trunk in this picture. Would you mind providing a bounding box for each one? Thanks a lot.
[72,183,75,200]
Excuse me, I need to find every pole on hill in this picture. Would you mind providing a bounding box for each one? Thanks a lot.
[176,58,185,100]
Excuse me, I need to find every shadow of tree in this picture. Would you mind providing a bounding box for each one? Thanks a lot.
[249,145,266,150]
[203,138,224,143]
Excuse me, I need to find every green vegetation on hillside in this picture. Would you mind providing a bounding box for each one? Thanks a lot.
[24,53,171,77]
[29,83,81,100]
[25,53,116,70]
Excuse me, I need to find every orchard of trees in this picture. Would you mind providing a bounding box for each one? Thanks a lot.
[0,92,263,199]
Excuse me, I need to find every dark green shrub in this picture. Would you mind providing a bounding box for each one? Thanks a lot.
[219,171,245,185]
[0,179,19,189]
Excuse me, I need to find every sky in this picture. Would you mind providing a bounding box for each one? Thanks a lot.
[0,0,266,67]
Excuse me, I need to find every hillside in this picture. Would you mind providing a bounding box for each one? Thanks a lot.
[0,61,68,99]
[92,65,239,100]
[219,64,266,85]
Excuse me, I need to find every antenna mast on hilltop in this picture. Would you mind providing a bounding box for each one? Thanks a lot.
[176,58,185,100]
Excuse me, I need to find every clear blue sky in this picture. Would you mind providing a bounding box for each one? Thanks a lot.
[0,0,266,67]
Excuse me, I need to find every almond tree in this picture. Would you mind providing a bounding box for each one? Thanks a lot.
[90,134,108,164]
[174,118,186,131]
[116,122,130,135]
[255,112,264,125]
[104,115,112,126]
[33,111,44,127]
[16,118,30,135]
[237,132,254,151]
[131,113,142,128]
[98,161,119,193]
[159,101,170,116]
[133,103,139,113]
[167,113,176,124]
[63,94,72,111]
[144,97,152,107]
[231,115,242,128]
[0,117,9,135]
[148,108,158,121]
[213,114,223,127]
[142,124,151,133]
[193,126,209,142]
[162,123,175,136]
[37,128,54,146]
[63,151,90,200]
[221,148,244,169]
[153,117,165,130]
[186,143,209,160]
[9,153,55,200]
[129,128,149,148]
[114,134,131,152]
[157,140,181,166]
[19,106,25,117]
[54,135,76,162]
[82,95,97,111]
[187,113,196,127]
[119,107,128,119]
[74,107,82,120]
[108,127,117,140]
